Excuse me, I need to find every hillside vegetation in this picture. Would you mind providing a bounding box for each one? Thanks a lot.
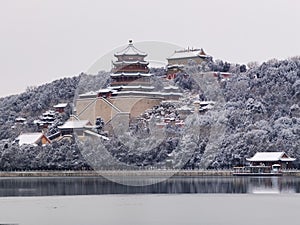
[0,58,299,170]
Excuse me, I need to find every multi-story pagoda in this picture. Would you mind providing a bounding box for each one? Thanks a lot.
[110,40,153,91]
[75,40,182,127]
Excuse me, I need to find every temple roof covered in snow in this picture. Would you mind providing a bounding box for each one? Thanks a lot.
[16,133,50,146]
[58,120,91,129]
[247,152,296,162]
[113,61,149,65]
[111,72,152,77]
[114,40,147,57]
[53,103,68,108]
[167,48,210,60]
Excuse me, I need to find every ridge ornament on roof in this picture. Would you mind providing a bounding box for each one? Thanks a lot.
[114,40,147,57]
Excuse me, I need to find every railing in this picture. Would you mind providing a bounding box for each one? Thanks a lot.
[110,81,150,86]
[112,69,149,73]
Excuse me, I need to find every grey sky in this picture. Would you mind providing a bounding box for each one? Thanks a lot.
[0,0,299,97]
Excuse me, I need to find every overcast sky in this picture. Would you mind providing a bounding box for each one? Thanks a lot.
[0,0,299,97]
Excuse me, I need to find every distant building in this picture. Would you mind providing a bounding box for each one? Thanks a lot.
[167,48,211,65]
[34,110,57,129]
[166,48,212,79]
[58,120,92,136]
[16,133,51,146]
[111,39,151,90]
[53,103,68,113]
[15,117,27,124]
[75,40,182,130]
[247,152,296,169]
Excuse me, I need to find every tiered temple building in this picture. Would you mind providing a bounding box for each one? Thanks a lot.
[108,40,156,96]
[111,40,151,89]
[75,40,182,129]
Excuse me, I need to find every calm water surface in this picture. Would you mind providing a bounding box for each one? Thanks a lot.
[0,176,299,197]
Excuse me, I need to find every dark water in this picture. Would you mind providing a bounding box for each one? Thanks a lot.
[0,176,299,197]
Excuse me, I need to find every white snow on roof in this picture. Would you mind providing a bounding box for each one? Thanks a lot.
[114,41,147,57]
[111,72,152,77]
[15,117,26,121]
[110,85,155,90]
[164,85,179,90]
[84,130,110,140]
[167,49,210,60]
[201,104,214,110]
[200,101,215,105]
[79,91,98,97]
[116,91,183,97]
[178,105,192,111]
[16,133,46,145]
[42,111,56,116]
[98,88,113,93]
[58,120,90,129]
[53,103,68,108]
[167,64,185,68]
[113,61,149,65]
[247,152,296,162]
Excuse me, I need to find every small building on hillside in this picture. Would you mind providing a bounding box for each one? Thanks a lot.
[58,120,92,136]
[53,103,68,113]
[34,110,57,129]
[16,133,51,146]
[15,117,27,124]
[246,152,296,169]
[166,48,212,79]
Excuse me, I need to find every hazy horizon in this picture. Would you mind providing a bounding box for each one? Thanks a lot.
[1,0,299,97]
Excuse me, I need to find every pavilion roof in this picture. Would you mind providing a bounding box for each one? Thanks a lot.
[58,120,91,129]
[167,48,210,60]
[110,85,155,90]
[16,133,50,146]
[111,72,152,77]
[53,103,68,108]
[113,60,149,65]
[114,40,147,57]
[246,152,296,162]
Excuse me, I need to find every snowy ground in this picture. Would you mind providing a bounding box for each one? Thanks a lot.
[0,194,299,225]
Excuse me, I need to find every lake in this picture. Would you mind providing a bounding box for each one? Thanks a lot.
[1,176,300,225]
[0,176,299,197]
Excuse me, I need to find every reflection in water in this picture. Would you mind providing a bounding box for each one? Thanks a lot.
[248,177,296,194]
[0,176,299,197]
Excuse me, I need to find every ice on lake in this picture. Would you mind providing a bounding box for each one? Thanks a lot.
[0,194,300,225]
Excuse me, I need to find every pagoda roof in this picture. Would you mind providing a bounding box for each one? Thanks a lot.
[167,48,210,60]
[114,40,147,57]
[113,61,149,65]
[111,72,152,77]
[110,85,155,90]
[115,91,183,97]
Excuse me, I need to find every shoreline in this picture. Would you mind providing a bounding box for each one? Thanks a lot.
[0,169,300,177]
